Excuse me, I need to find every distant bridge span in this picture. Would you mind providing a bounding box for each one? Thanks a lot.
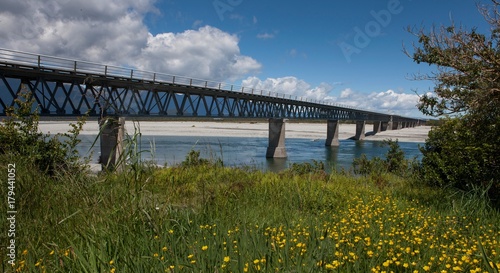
[0,48,425,165]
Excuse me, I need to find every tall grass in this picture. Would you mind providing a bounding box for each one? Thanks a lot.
[1,150,499,272]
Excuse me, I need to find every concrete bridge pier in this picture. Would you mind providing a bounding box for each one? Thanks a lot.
[387,121,394,131]
[266,118,287,158]
[325,120,340,147]
[99,116,125,171]
[354,121,366,140]
[381,121,390,131]
[393,122,402,130]
[373,121,382,134]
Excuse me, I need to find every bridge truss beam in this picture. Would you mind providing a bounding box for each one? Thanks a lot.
[0,73,393,122]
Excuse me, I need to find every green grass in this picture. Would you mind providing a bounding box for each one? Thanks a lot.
[1,153,499,273]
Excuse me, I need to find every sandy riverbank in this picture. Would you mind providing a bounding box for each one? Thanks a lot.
[38,120,432,143]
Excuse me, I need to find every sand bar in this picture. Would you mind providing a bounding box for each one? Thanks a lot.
[38,120,431,143]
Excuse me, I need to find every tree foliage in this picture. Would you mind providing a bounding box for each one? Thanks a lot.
[407,2,500,118]
[407,1,500,203]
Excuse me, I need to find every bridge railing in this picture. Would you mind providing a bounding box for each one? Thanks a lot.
[0,48,376,114]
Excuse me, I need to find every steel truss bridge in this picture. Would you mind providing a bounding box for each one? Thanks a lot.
[0,48,423,125]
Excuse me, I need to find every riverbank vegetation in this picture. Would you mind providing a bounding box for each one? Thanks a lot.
[1,94,499,272]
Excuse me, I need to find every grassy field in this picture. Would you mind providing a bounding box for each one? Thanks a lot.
[0,150,499,273]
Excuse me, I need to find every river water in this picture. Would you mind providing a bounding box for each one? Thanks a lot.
[76,134,423,172]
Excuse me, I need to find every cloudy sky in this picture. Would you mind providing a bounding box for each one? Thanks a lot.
[0,0,491,118]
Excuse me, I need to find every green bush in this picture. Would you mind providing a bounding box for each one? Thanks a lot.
[0,91,87,175]
[284,160,326,175]
[420,117,500,205]
[181,149,222,167]
[352,139,417,177]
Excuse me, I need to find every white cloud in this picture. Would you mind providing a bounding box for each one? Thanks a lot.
[331,88,421,116]
[339,88,354,99]
[139,26,261,81]
[0,0,154,63]
[242,76,333,101]
[256,32,275,39]
[0,0,260,81]
[192,20,204,28]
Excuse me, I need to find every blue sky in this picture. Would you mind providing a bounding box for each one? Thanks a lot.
[0,0,492,118]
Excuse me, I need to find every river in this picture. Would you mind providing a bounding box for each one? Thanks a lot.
[76,134,423,172]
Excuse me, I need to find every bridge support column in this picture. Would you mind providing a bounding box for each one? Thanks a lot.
[325,120,340,147]
[99,116,125,171]
[381,121,389,131]
[373,121,382,134]
[393,122,402,130]
[354,121,366,140]
[266,118,287,158]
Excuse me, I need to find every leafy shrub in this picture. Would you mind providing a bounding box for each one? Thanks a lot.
[287,160,325,175]
[352,139,417,177]
[181,149,222,167]
[352,154,384,176]
[0,91,87,174]
[419,117,499,205]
